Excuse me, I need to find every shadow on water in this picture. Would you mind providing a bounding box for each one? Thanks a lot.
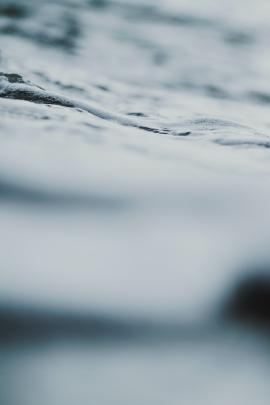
[222,270,270,332]
[0,304,138,344]
[0,302,227,346]
[0,3,29,19]
[4,270,270,346]
[0,177,129,211]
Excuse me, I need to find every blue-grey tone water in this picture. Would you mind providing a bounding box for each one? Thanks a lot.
[1,0,270,403]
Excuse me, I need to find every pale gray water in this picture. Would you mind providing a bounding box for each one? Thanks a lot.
[1,0,270,404]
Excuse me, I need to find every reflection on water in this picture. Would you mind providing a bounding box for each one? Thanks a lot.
[1,0,270,403]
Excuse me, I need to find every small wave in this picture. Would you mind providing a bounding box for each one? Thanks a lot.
[0,72,179,135]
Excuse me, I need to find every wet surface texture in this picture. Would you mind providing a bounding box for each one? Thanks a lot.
[1,0,270,404]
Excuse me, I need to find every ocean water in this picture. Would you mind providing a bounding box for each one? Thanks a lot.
[1,0,270,404]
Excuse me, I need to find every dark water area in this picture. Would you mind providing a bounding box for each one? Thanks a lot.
[1,0,270,403]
